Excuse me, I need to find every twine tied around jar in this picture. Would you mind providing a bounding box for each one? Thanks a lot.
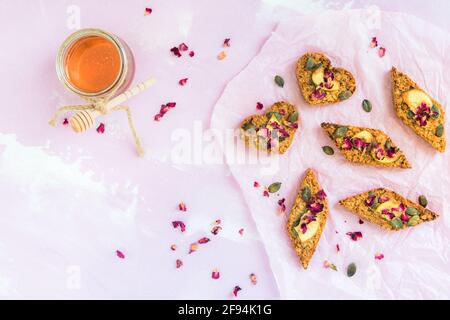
[48,78,156,157]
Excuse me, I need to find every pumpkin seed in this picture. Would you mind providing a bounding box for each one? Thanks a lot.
[274,75,285,88]
[407,215,420,227]
[368,191,376,197]
[347,263,356,277]
[435,124,444,137]
[407,110,415,119]
[291,218,301,236]
[384,140,393,150]
[287,111,299,123]
[338,90,352,101]
[322,146,334,155]
[242,122,255,131]
[431,105,440,119]
[333,126,348,138]
[305,57,316,70]
[418,195,428,208]
[405,207,418,216]
[268,182,281,193]
[301,186,311,202]
[362,99,372,112]
[389,218,404,230]
[371,202,381,210]
[266,112,282,121]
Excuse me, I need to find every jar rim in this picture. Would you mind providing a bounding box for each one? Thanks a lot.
[56,28,128,98]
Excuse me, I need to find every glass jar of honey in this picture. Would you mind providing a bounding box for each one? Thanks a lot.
[56,28,135,98]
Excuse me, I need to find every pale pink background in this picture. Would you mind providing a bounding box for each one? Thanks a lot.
[0,0,449,299]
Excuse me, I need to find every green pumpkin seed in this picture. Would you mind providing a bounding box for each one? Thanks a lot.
[305,57,316,70]
[291,218,301,236]
[389,218,404,230]
[347,263,356,277]
[418,195,428,208]
[333,126,348,138]
[407,215,420,227]
[268,182,281,193]
[405,207,418,216]
[274,75,285,88]
[435,124,444,137]
[242,122,255,131]
[407,110,415,119]
[266,112,282,121]
[338,90,352,101]
[301,186,311,202]
[322,146,334,155]
[371,202,381,210]
[287,111,299,123]
[368,191,376,197]
[362,99,372,112]
[431,105,440,119]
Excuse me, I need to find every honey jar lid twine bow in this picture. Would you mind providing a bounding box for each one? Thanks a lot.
[49,78,156,157]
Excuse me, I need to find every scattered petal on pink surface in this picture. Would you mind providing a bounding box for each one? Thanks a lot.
[176,259,183,269]
[375,252,385,260]
[346,231,363,241]
[62,118,68,125]
[116,250,125,259]
[378,47,386,57]
[178,78,188,86]
[178,43,189,52]
[370,36,378,48]
[336,244,340,252]
[178,202,187,212]
[232,285,242,297]
[238,228,244,236]
[212,268,220,279]
[170,46,181,57]
[189,51,195,57]
[170,244,177,251]
[358,219,364,224]
[223,38,231,47]
[96,123,105,134]
[253,181,260,188]
[256,102,264,110]
[211,225,222,235]
[250,273,257,285]
[144,7,152,15]
[172,221,186,233]
[198,237,210,244]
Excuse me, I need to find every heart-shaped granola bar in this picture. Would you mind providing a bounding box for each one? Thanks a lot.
[240,101,299,154]
[296,52,356,105]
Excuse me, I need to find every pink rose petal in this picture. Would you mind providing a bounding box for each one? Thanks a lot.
[232,285,241,297]
[346,231,363,241]
[223,38,231,47]
[63,118,69,125]
[176,259,183,268]
[144,7,152,15]
[172,220,186,233]
[212,268,220,279]
[370,36,378,48]
[178,78,188,86]
[178,43,189,52]
[378,47,386,58]
[256,102,264,110]
[189,51,195,57]
[198,237,210,244]
[375,252,385,260]
[116,250,125,259]
[96,123,105,134]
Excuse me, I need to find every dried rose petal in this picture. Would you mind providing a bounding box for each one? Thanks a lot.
[370,36,378,48]
[263,190,269,197]
[378,47,386,58]
[178,202,187,212]
[198,237,210,244]
[316,189,327,200]
[249,273,257,285]
[63,118,69,125]
[253,181,260,188]
[353,138,369,150]
[346,231,363,241]
[232,286,241,297]
[212,268,220,279]
[378,196,389,203]
[176,259,183,268]
[238,228,244,236]
[170,244,177,251]
[386,147,397,158]
[277,198,286,214]
[336,244,340,252]
[214,219,222,225]
[323,260,337,271]
[172,220,186,233]
[116,250,125,259]
[189,51,195,57]
[289,123,299,129]
[170,46,181,57]
[307,202,324,214]
[96,123,105,134]
[400,213,410,222]
[312,88,326,100]
[256,102,264,110]
[144,7,152,15]
[217,51,227,60]
[358,219,364,224]
[223,38,231,47]
[178,43,189,52]
[178,78,188,86]
[342,137,353,150]
[375,252,385,260]
[166,102,176,109]
[189,243,199,254]
[300,223,307,234]
[211,225,222,235]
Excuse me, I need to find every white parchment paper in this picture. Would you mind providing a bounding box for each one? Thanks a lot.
[211,9,450,299]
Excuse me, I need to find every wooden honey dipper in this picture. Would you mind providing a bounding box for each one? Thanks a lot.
[69,78,156,133]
